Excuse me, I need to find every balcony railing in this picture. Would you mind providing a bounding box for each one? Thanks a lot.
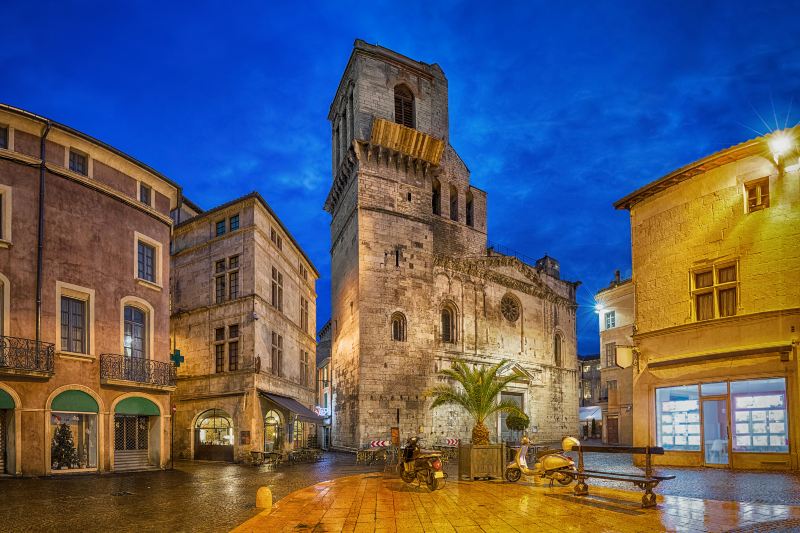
[100,354,175,387]
[0,335,55,374]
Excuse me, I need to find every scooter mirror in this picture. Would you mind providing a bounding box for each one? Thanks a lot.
[561,436,580,452]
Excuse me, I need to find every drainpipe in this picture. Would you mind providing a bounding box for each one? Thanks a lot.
[35,120,51,357]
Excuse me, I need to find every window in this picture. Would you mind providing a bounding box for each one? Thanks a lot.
[656,385,701,451]
[300,297,309,332]
[229,324,239,338]
[215,220,226,237]
[391,312,407,342]
[215,259,226,273]
[605,311,616,330]
[431,179,441,215]
[441,306,456,344]
[271,332,283,376]
[69,150,87,175]
[215,275,226,304]
[0,184,12,242]
[137,241,155,282]
[466,191,474,227]
[196,409,234,446]
[271,267,283,311]
[730,378,787,453]
[554,334,562,367]
[215,341,225,373]
[692,263,737,321]
[215,327,225,342]
[61,296,87,354]
[300,264,308,281]
[0,126,7,149]
[271,228,283,250]
[449,185,458,221]
[608,380,618,391]
[123,306,147,359]
[553,303,559,326]
[745,178,770,212]
[50,410,97,470]
[228,255,239,300]
[394,84,414,128]
[300,350,310,386]
[139,183,151,206]
[228,341,238,371]
[604,342,616,368]
[229,214,239,231]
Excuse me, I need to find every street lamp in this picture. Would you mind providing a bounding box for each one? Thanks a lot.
[768,130,794,163]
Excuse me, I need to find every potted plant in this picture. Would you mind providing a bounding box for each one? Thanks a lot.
[427,359,525,479]
[505,411,530,443]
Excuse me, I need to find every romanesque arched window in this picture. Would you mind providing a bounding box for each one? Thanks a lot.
[391,312,407,342]
[449,185,458,221]
[554,333,562,367]
[394,84,414,128]
[466,190,474,227]
[441,305,457,344]
[432,178,441,215]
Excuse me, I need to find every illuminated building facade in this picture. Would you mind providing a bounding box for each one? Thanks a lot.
[616,127,800,470]
[325,41,580,449]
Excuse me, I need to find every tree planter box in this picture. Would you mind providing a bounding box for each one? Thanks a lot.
[458,443,506,480]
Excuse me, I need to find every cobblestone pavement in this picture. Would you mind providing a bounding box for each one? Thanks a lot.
[0,453,383,533]
[233,472,800,533]
[2,451,800,532]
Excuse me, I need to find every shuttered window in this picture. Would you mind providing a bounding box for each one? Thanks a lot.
[394,85,414,128]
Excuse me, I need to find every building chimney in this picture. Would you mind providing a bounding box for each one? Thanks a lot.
[614,270,621,283]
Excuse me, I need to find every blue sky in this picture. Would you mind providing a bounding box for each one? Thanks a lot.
[4,1,798,354]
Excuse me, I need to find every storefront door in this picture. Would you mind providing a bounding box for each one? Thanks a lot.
[606,416,619,444]
[702,398,729,467]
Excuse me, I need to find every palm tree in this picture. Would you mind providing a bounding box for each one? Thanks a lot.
[427,359,525,445]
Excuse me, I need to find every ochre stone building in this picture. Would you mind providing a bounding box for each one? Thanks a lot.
[0,105,185,475]
[616,127,800,470]
[326,41,580,449]
[170,193,320,462]
[595,272,634,445]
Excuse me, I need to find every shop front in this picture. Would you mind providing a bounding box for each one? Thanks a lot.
[194,408,235,462]
[653,377,791,469]
[112,396,161,471]
[49,390,99,473]
[260,393,323,451]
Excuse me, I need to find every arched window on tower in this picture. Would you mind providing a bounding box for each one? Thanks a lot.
[441,305,457,344]
[394,85,414,128]
[432,178,441,215]
[449,185,458,221]
[391,312,407,342]
[554,333,562,367]
[466,190,474,227]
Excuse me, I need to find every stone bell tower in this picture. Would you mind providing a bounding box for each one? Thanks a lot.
[325,40,491,449]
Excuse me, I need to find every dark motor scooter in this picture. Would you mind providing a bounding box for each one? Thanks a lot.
[399,436,446,491]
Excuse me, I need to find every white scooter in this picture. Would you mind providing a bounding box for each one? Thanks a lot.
[504,436,580,486]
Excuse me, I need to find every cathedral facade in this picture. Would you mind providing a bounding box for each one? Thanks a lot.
[326,41,579,449]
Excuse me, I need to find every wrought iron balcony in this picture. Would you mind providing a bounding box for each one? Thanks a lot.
[100,354,175,388]
[0,335,55,375]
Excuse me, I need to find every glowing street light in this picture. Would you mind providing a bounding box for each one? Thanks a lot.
[594,303,605,314]
[768,130,794,162]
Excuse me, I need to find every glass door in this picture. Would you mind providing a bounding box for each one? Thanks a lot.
[702,398,729,466]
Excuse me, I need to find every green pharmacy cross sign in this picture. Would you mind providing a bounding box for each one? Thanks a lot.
[170,349,184,368]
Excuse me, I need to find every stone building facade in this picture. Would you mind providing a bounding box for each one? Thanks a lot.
[316,320,332,449]
[616,127,800,470]
[0,104,184,475]
[595,273,634,445]
[170,193,320,462]
[325,41,580,449]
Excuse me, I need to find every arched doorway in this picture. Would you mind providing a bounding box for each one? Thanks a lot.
[0,387,15,474]
[264,410,283,452]
[194,409,234,462]
[113,396,159,471]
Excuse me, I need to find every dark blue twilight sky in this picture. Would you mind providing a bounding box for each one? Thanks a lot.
[4,2,799,354]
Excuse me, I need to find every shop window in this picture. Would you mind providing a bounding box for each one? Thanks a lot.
[264,410,283,452]
[656,385,701,451]
[292,420,305,449]
[195,409,233,446]
[51,412,98,470]
[730,378,788,453]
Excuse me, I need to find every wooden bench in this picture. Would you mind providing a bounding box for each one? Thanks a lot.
[572,445,675,508]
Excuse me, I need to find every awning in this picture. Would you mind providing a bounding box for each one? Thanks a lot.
[0,389,15,409]
[262,393,323,423]
[51,390,98,413]
[116,397,160,416]
[579,406,602,422]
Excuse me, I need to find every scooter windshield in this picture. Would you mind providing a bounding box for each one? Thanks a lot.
[519,445,528,468]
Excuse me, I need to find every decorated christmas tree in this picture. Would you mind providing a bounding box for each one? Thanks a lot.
[51,423,78,469]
